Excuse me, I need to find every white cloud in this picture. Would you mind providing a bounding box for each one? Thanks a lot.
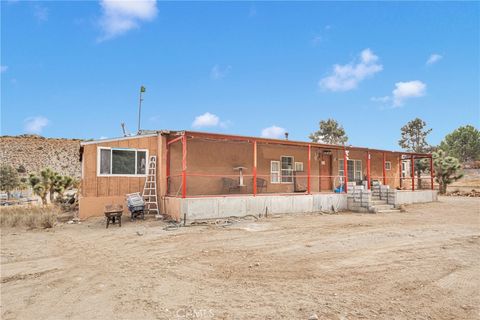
[210,64,231,80]
[98,0,158,41]
[24,116,49,134]
[426,53,442,65]
[392,80,426,107]
[99,136,108,140]
[192,112,220,128]
[0,65,8,73]
[34,5,48,22]
[261,126,286,139]
[370,96,391,103]
[319,48,383,92]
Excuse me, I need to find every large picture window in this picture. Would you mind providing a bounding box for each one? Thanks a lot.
[98,147,148,176]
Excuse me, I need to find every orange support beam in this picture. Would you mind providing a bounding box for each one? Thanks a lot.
[399,155,402,188]
[411,155,415,191]
[366,151,371,189]
[383,152,387,185]
[343,149,348,193]
[253,140,257,196]
[307,144,311,194]
[182,134,187,198]
[430,155,434,190]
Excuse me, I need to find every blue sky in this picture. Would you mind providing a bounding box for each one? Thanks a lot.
[1,1,479,150]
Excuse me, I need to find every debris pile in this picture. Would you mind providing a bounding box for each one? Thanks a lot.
[445,189,480,197]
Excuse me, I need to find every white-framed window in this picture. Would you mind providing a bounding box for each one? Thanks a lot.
[339,159,363,182]
[270,161,280,183]
[294,162,304,172]
[281,156,294,183]
[385,161,392,171]
[97,147,148,176]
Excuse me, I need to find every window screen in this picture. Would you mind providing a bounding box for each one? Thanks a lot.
[281,156,294,183]
[112,149,136,175]
[137,151,147,174]
[271,161,280,183]
[100,149,111,175]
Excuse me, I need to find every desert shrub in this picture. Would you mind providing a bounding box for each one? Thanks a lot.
[0,206,59,229]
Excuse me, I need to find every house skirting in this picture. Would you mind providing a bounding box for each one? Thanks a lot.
[164,194,347,222]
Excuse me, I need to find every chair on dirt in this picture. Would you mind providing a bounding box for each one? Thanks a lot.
[221,178,240,193]
[104,204,123,228]
[126,192,145,221]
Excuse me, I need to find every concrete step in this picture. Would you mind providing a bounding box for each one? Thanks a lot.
[373,204,395,210]
[371,200,388,205]
[377,209,401,213]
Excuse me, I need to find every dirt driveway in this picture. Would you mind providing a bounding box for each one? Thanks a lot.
[1,196,479,320]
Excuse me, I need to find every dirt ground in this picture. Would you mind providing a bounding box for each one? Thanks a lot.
[1,196,479,320]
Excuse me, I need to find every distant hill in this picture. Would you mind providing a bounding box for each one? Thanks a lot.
[0,135,82,178]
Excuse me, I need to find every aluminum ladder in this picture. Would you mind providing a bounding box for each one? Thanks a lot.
[142,156,160,216]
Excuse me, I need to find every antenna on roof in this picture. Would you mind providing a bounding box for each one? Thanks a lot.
[137,85,146,134]
[121,122,131,137]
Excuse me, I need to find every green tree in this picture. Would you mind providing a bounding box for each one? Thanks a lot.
[432,150,463,194]
[399,118,433,189]
[438,125,480,163]
[0,165,20,199]
[309,119,348,145]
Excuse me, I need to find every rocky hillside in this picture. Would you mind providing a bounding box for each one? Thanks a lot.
[0,135,82,178]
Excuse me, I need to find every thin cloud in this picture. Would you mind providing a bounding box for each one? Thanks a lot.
[98,0,158,41]
[426,53,443,65]
[24,116,49,134]
[0,65,8,73]
[319,48,383,92]
[370,96,391,103]
[34,4,48,22]
[393,80,426,107]
[248,5,257,17]
[210,64,232,80]
[261,126,286,139]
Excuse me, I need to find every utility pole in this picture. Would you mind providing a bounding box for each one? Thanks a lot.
[137,85,146,134]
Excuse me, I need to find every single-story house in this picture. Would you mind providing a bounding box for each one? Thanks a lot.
[79,130,436,220]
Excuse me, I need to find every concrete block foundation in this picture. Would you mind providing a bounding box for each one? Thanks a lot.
[164,194,347,222]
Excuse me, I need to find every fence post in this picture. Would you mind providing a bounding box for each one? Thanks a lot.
[366,151,371,190]
[307,144,311,194]
[430,155,434,190]
[253,140,257,196]
[411,155,415,191]
[343,149,348,193]
[182,134,187,198]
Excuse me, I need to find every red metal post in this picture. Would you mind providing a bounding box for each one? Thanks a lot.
[366,151,371,190]
[399,155,402,188]
[383,152,387,185]
[307,144,311,194]
[166,146,170,193]
[253,140,257,196]
[182,134,187,198]
[343,149,348,193]
[430,155,434,190]
[411,155,415,191]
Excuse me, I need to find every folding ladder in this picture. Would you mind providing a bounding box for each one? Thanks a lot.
[142,156,160,216]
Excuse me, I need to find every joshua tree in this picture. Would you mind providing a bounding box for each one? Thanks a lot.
[29,173,49,205]
[0,164,20,199]
[53,175,75,200]
[432,150,463,194]
[309,119,348,145]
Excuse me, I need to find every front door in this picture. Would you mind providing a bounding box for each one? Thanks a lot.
[320,153,332,191]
